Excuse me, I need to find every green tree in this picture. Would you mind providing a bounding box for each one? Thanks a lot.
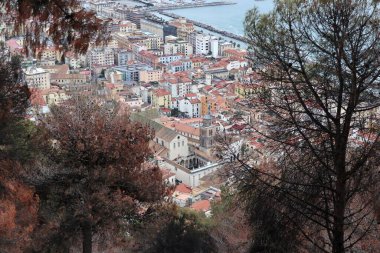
[148,208,216,253]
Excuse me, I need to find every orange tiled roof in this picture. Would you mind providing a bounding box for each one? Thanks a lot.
[154,89,171,96]
[175,183,192,194]
[173,122,200,137]
[184,93,197,98]
[191,199,210,212]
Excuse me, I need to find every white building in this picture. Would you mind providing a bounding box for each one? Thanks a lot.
[164,40,193,56]
[165,161,221,188]
[154,127,189,161]
[177,94,201,118]
[226,60,248,70]
[87,48,114,67]
[163,77,192,98]
[168,59,193,73]
[210,37,219,58]
[195,34,211,55]
[64,53,84,69]
[24,67,51,90]
[190,33,211,55]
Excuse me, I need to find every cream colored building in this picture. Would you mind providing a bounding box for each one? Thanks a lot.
[151,89,172,108]
[37,46,62,61]
[113,31,162,50]
[219,41,235,56]
[164,40,193,56]
[140,19,164,37]
[139,69,163,83]
[24,67,51,90]
[144,34,163,50]
[87,48,114,67]
[169,18,195,40]
[50,73,87,85]
[119,20,137,33]
[41,87,70,105]
[154,127,189,160]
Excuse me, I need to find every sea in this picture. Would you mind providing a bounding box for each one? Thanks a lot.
[117,0,275,47]
[169,0,274,36]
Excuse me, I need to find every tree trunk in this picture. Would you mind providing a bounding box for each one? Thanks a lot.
[332,156,346,253]
[332,190,345,253]
[82,221,92,253]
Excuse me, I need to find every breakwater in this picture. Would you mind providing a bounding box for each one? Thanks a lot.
[145,1,236,11]
[158,11,249,43]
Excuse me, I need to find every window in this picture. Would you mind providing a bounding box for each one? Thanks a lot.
[178,141,180,147]
[173,143,176,148]
[182,140,184,146]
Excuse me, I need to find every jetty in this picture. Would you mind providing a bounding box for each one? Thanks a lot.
[145,1,236,11]
[158,11,249,43]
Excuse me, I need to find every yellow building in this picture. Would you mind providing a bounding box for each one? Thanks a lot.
[200,94,228,115]
[37,46,62,61]
[41,86,70,105]
[200,95,217,115]
[235,82,264,98]
[139,69,163,83]
[151,89,171,108]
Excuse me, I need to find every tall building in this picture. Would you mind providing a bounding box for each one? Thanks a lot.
[164,39,193,56]
[200,113,217,151]
[87,48,115,67]
[168,18,195,40]
[24,66,51,90]
[219,41,235,56]
[115,49,134,66]
[210,37,219,58]
[163,24,177,40]
[189,32,211,55]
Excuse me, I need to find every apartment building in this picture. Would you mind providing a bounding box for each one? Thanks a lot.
[119,20,137,33]
[140,19,177,39]
[161,76,192,98]
[219,41,235,56]
[64,52,85,69]
[113,63,160,84]
[164,39,193,56]
[114,49,134,66]
[189,32,215,55]
[151,89,172,108]
[24,66,51,90]
[169,18,195,40]
[87,48,115,67]
[113,31,162,50]
[139,69,163,83]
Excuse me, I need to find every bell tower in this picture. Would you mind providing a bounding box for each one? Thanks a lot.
[200,105,216,151]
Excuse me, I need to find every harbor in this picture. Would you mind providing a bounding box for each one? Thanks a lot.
[158,11,249,44]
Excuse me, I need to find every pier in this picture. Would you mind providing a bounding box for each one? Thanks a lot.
[145,1,236,11]
[158,11,249,43]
